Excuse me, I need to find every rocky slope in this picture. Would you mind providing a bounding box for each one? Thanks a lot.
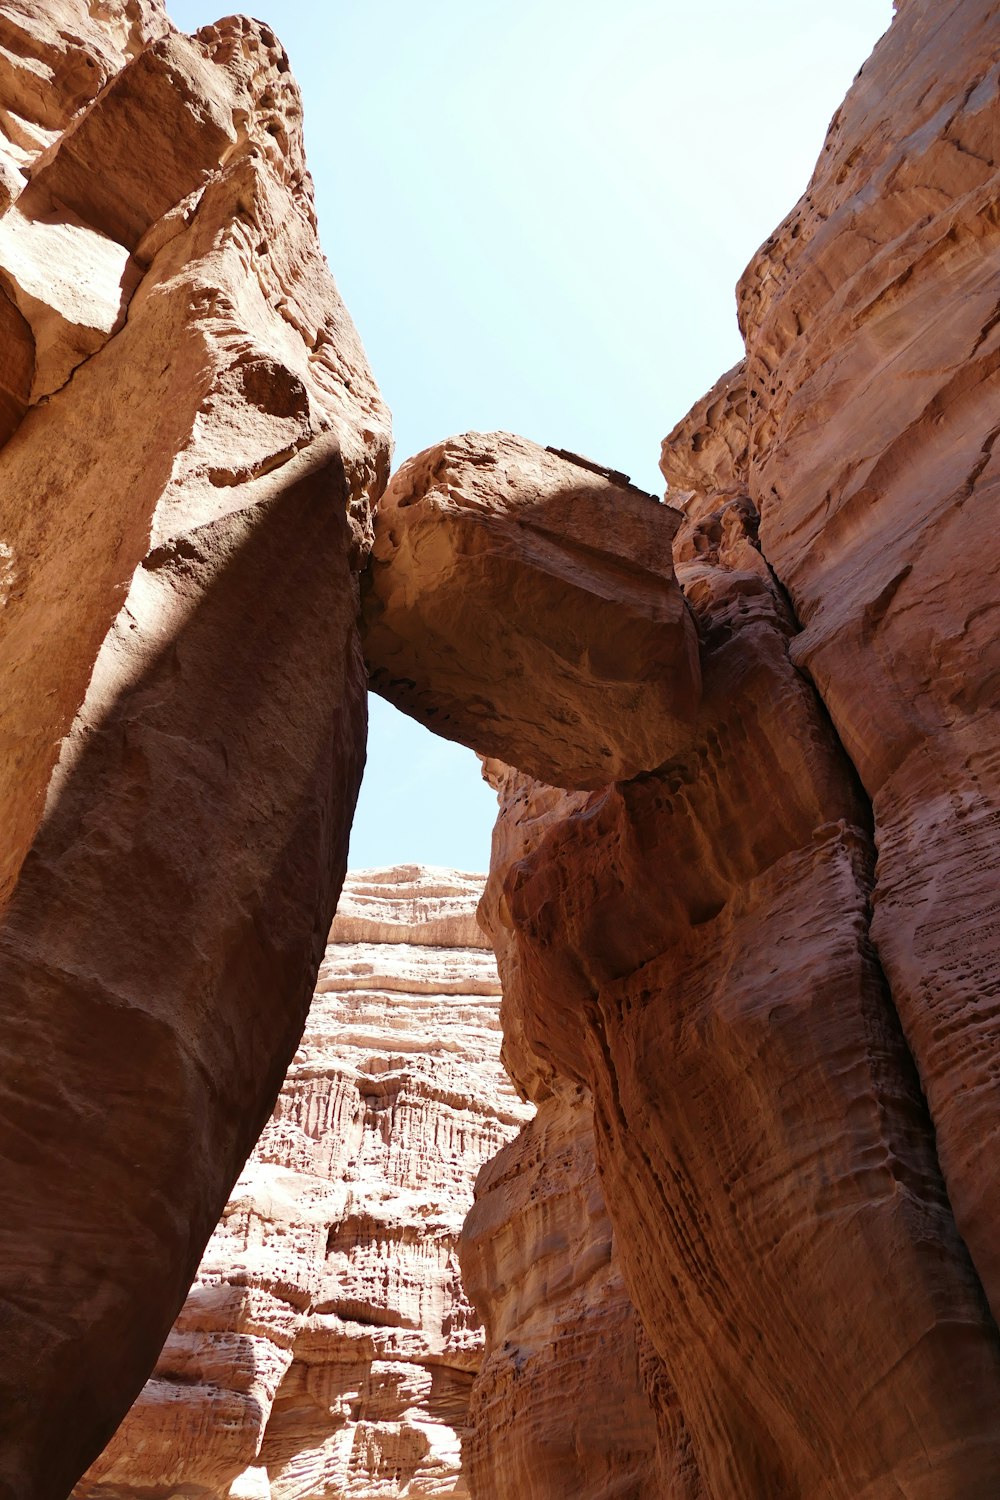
[0,4,389,1493]
[77,866,530,1499]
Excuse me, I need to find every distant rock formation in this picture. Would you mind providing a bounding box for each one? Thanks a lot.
[76,866,530,1499]
[0,3,388,1492]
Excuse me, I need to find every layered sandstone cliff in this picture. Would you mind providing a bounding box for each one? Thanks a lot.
[0,5,389,1493]
[735,0,1000,1330]
[77,866,530,1499]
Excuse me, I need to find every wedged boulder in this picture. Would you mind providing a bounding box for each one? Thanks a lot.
[0,9,389,1496]
[363,431,701,789]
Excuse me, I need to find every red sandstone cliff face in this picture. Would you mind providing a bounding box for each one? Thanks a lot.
[362,4,1000,1494]
[467,493,1000,1496]
[461,772,671,1500]
[461,1082,669,1500]
[0,6,389,1494]
[733,0,1000,1329]
[75,867,528,1499]
[5,0,1000,1494]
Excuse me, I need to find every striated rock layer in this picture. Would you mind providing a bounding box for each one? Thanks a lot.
[462,1082,669,1500]
[77,866,530,1500]
[367,3,1000,1495]
[0,5,389,1494]
[478,494,1000,1497]
[733,0,1000,1327]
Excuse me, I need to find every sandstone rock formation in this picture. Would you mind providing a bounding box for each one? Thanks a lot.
[462,787,671,1499]
[76,866,530,1500]
[5,0,1000,1495]
[486,457,1000,1499]
[362,4,1000,1495]
[363,431,701,788]
[734,0,1000,1331]
[0,6,389,1494]
[461,1083,670,1500]
[0,0,167,212]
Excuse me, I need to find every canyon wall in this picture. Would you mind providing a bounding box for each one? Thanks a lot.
[77,866,530,1499]
[460,765,673,1500]
[5,0,1000,1495]
[0,4,389,1494]
[364,4,1000,1494]
[736,0,1000,1325]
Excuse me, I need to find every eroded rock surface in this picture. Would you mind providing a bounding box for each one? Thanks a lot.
[731,0,1000,1326]
[0,8,389,1494]
[363,431,701,789]
[485,490,1000,1496]
[364,4,1000,1494]
[461,793,671,1500]
[77,866,530,1500]
[0,0,168,213]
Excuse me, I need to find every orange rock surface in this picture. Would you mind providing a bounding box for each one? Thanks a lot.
[0,6,388,1494]
[461,1080,669,1500]
[365,5,1000,1491]
[4,0,1000,1495]
[363,431,701,789]
[462,789,671,1499]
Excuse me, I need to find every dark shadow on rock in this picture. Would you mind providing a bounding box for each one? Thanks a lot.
[0,442,367,1499]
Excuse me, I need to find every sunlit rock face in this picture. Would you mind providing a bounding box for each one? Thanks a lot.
[76,867,530,1500]
[0,5,389,1493]
[732,0,1000,1328]
[363,430,701,790]
[492,478,1000,1498]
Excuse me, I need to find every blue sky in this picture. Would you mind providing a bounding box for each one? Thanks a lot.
[167,1,894,872]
